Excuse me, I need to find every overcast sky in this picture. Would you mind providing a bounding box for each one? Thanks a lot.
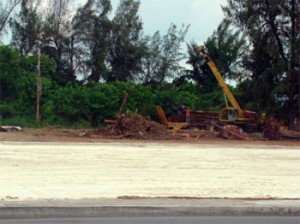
[75,0,228,68]
[77,0,228,44]
[4,0,227,45]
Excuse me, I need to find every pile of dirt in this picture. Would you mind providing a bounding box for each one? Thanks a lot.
[88,113,174,140]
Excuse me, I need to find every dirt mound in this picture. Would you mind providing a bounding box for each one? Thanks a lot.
[90,113,174,140]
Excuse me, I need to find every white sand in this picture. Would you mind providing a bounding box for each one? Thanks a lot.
[0,141,299,201]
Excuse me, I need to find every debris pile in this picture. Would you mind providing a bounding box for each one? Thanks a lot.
[263,116,281,140]
[222,125,252,140]
[177,129,221,139]
[213,123,252,140]
[170,109,218,126]
[89,113,174,140]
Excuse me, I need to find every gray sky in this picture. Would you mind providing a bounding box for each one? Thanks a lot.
[75,0,228,69]
[78,0,228,44]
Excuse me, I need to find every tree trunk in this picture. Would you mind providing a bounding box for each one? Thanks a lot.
[288,0,300,130]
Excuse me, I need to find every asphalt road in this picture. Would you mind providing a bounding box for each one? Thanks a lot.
[1,216,299,224]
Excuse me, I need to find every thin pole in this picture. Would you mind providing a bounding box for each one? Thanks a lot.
[36,48,41,126]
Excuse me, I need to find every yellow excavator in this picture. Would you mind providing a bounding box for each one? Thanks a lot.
[196,45,260,130]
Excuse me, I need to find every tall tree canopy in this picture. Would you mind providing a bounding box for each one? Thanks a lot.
[223,0,300,128]
[0,0,22,38]
[7,0,190,85]
[143,24,189,85]
[10,0,42,55]
[107,0,146,82]
[72,0,112,82]
[185,19,247,92]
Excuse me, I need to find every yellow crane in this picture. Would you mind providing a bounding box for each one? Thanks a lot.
[196,45,259,127]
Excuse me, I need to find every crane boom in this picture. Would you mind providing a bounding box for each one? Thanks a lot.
[197,45,244,117]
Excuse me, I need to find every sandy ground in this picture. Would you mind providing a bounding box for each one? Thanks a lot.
[0,127,299,146]
[0,139,299,202]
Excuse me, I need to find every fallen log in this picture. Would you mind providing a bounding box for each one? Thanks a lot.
[177,129,220,138]
[104,119,117,124]
[280,128,300,139]
[0,126,22,132]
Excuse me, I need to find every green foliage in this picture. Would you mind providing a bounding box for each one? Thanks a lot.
[153,82,222,118]
[143,24,190,84]
[185,19,247,95]
[224,0,300,127]
[197,91,224,112]
[108,0,147,82]
[0,46,35,118]
[21,54,55,80]
[0,45,227,128]
[10,1,42,55]
[112,81,154,115]
[73,0,112,82]
[8,0,297,128]
[0,0,22,38]
[0,116,38,128]
[0,45,55,122]
[0,103,16,119]
[43,85,92,125]
[86,82,120,126]
[0,46,23,102]
[8,0,190,86]
[41,81,154,127]
[205,19,248,80]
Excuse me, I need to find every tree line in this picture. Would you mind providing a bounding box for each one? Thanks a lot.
[1,0,189,85]
[0,0,299,129]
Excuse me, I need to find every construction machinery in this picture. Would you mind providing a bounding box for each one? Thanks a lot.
[196,45,260,131]
[155,106,188,133]
[156,45,261,132]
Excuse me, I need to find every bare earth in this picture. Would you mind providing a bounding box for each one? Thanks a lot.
[0,128,299,202]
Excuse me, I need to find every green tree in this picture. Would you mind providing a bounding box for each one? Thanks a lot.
[107,0,147,82]
[143,24,189,84]
[223,0,300,128]
[0,0,22,38]
[41,0,77,85]
[141,31,161,83]
[9,0,80,85]
[205,19,248,80]
[0,46,24,103]
[186,19,247,92]
[10,0,42,55]
[0,45,54,120]
[73,0,112,82]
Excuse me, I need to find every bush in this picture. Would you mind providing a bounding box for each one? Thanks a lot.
[0,116,37,128]
[0,104,16,119]
[0,46,228,128]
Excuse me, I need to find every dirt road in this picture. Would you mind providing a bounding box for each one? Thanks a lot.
[0,141,299,201]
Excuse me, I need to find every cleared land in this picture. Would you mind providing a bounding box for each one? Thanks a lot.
[0,139,299,202]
